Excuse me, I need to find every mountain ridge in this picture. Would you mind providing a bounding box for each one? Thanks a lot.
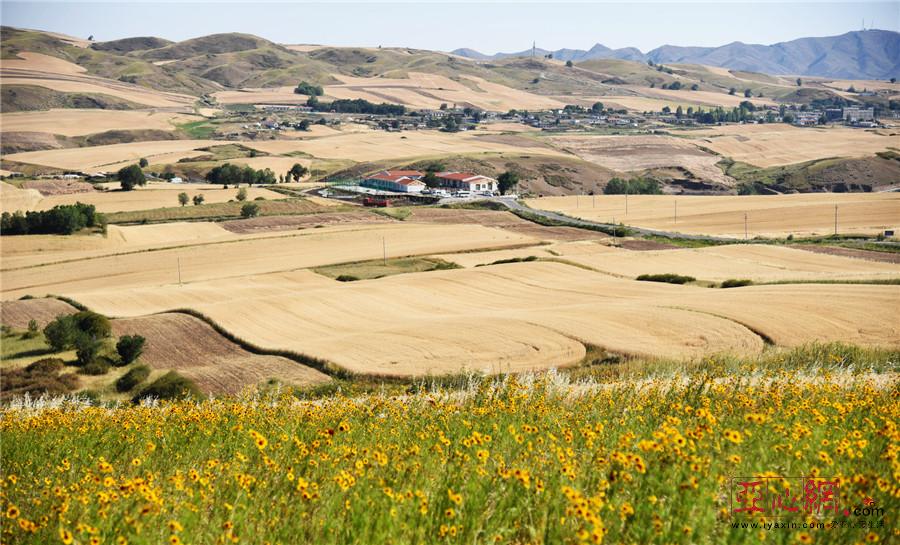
[452,30,900,79]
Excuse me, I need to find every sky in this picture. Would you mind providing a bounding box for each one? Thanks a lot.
[2,1,898,53]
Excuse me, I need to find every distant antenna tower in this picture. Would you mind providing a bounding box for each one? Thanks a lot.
[532,41,536,59]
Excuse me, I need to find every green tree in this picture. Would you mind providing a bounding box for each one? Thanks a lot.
[796,78,802,86]
[729,87,736,95]
[116,335,146,365]
[744,88,752,98]
[236,188,248,202]
[422,171,439,188]
[138,157,148,168]
[289,163,309,182]
[690,83,699,91]
[74,333,100,367]
[24,319,39,339]
[497,171,519,195]
[591,102,604,113]
[43,316,77,351]
[294,81,324,96]
[178,192,189,206]
[73,311,111,339]
[117,164,146,191]
[193,194,205,206]
[565,60,573,67]
[241,203,260,218]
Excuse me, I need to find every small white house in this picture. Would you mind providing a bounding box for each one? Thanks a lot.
[169,176,184,184]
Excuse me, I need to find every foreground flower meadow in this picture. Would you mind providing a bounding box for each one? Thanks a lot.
[1,349,898,545]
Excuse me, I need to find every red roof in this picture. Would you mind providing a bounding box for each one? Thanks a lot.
[382,170,423,177]
[366,174,424,186]
[436,171,477,181]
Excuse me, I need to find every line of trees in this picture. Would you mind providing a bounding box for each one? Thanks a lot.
[604,177,662,195]
[307,96,405,116]
[1,203,98,236]
[206,163,276,186]
[294,81,324,96]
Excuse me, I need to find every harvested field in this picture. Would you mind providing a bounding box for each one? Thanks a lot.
[407,207,611,242]
[527,193,900,238]
[554,244,900,282]
[104,198,325,224]
[626,86,777,108]
[0,298,78,329]
[0,181,42,213]
[216,73,565,111]
[110,313,330,395]
[545,134,731,185]
[3,139,220,171]
[682,124,895,167]
[25,184,283,213]
[794,244,900,265]
[240,131,565,162]
[107,222,236,246]
[0,109,197,137]
[21,179,94,196]
[0,75,191,108]
[63,261,899,377]
[0,52,86,75]
[220,211,390,234]
[1,223,535,298]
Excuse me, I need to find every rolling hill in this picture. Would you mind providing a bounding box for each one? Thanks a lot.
[453,30,900,79]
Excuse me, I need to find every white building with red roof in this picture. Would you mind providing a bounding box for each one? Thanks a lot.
[435,171,497,193]
[361,170,426,193]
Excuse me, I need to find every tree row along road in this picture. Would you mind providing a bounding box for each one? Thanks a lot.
[493,197,743,242]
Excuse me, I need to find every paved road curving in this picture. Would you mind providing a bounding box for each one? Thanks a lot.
[492,196,743,242]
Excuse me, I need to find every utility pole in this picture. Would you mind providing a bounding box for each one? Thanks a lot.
[177,257,182,285]
[625,192,629,216]
[744,212,748,240]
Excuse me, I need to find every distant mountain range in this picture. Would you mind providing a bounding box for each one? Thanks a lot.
[452,30,900,79]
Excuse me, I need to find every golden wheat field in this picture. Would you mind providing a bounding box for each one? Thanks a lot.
[684,123,896,167]
[0,109,198,136]
[26,254,895,377]
[3,182,283,213]
[0,223,535,297]
[527,193,900,237]
[3,139,221,171]
[544,134,733,185]
[540,243,900,282]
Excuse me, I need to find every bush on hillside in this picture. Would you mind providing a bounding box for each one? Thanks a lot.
[720,279,754,288]
[636,273,695,284]
[116,335,146,365]
[133,371,200,402]
[116,365,151,392]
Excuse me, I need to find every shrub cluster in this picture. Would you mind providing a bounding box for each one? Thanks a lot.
[1,203,98,236]
[636,273,696,284]
[132,371,200,402]
[116,364,151,393]
[603,177,662,195]
[293,81,324,96]
[720,279,754,288]
[0,358,77,400]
